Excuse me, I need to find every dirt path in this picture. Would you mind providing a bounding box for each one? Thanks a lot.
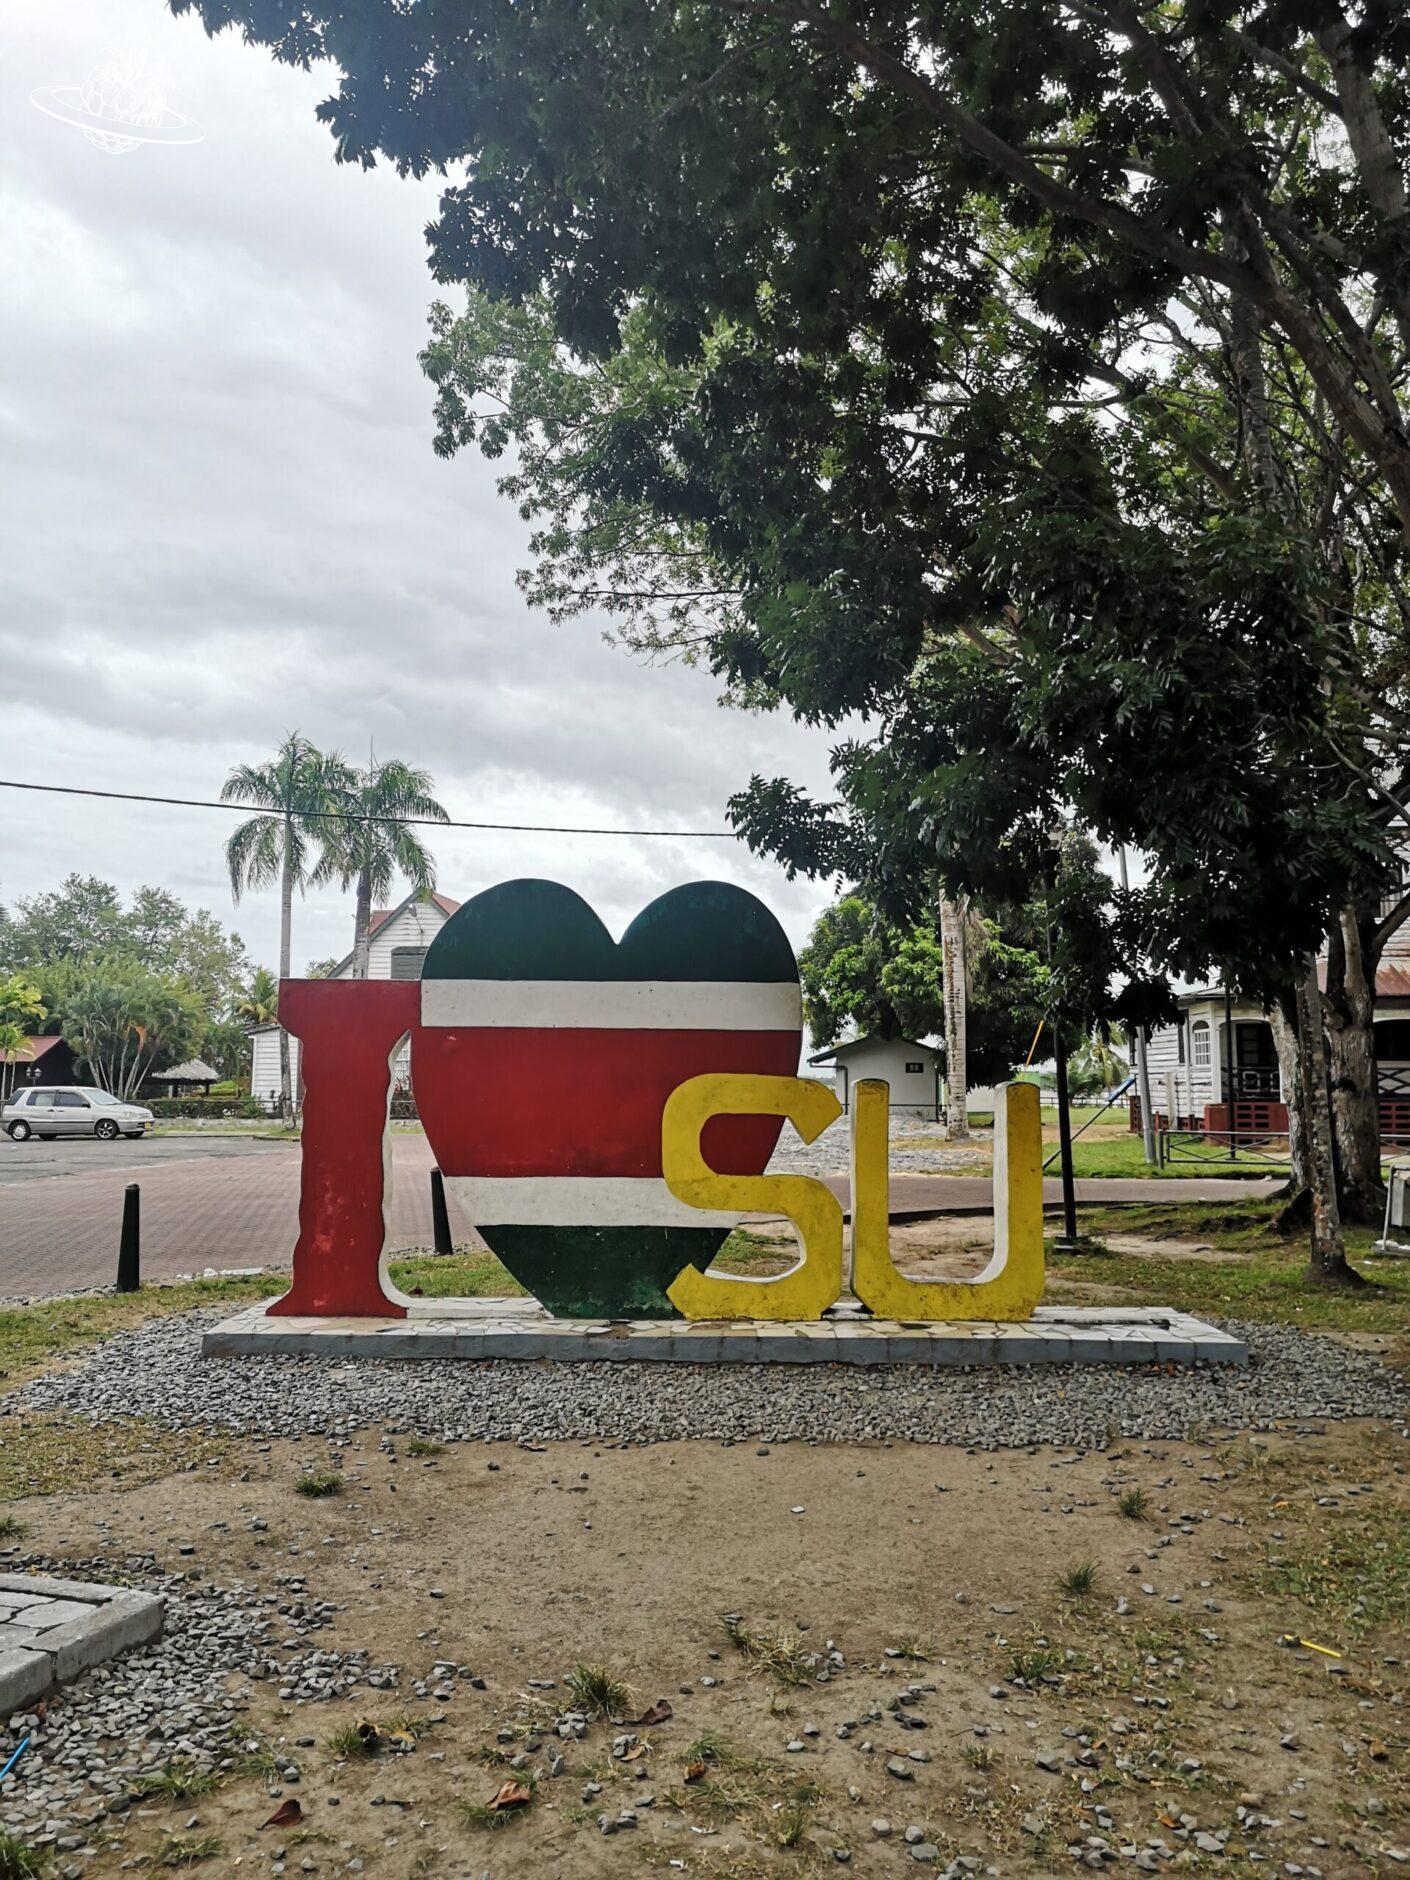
[7,1415,1406,1875]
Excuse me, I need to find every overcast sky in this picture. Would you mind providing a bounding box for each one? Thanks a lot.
[1,0,842,976]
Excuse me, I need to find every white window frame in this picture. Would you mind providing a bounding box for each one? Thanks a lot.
[1191,1021,1212,1069]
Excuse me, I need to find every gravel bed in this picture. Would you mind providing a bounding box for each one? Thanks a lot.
[0,1551,402,1863]
[12,1310,1407,1451]
[770,1114,988,1176]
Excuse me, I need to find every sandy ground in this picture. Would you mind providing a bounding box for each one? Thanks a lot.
[7,1410,1409,1876]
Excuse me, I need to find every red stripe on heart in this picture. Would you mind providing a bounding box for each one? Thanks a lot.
[412,1027,801,1178]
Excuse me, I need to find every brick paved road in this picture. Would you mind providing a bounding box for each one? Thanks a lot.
[0,1129,1280,1300]
[0,1133,435,1298]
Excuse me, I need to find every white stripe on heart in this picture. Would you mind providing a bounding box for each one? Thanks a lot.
[444,1175,743,1229]
[420,977,801,1031]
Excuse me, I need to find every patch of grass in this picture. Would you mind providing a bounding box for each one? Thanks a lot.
[1008,1645,1063,1685]
[1056,1560,1099,1600]
[1258,1503,1410,1632]
[388,1250,526,1299]
[1052,1199,1410,1333]
[0,1410,229,1503]
[1117,1486,1153,1522]
[565,1661,632,1720]
[326,1713,427,1761]
[326,1721,378,1761]
[0,1514,25,1542]
[0,1272,276,1391]
[157,1835,222,1869]
[458,1801,523,1830]
[722,1616,817,1686]
[707,1230,794,1278]
[132,1762,220,1802]
[889,1635,932,1662]
[0,1827,47,1878]
[684,1731,762,1775]
[293,1468,344,1499]
[236,1744,285,1788]
[768,1799,813,1849]
[962,1741,995,1772]
[459,1772,536,1830]
[405,1437,444,1458]
[674,1734,822,1829]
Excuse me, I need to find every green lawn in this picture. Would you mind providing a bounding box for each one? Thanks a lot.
[1054,1197,1410,1333]
[1059,1132,1290,1179]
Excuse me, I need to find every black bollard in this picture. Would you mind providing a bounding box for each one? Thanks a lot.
[116,1183,140,1292]
[430,1166,453,1256]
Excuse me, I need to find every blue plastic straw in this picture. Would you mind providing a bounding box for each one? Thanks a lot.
[0,1735,30,1783]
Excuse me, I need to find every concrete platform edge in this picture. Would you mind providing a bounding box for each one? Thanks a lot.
[202,1302,1247,1368]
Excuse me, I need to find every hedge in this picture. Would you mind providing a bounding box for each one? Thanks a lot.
[145,1095,268,1119]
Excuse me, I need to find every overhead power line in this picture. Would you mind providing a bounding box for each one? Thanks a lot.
[0,777,738,840]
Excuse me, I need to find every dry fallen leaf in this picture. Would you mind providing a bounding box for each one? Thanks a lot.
[629,1699,674,1727]
[684,1760,706,1784]
[262,1799,304,1829]
[1370,1739,1390,1761]
[489,1780,533,1811]
[622,1744,648,1763]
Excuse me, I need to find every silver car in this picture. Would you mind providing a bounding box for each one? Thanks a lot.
[3,1086,154,1141]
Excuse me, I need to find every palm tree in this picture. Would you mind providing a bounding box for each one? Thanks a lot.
[235,966,281,1028]
[320,757,448,978]
[222,734,351,1122]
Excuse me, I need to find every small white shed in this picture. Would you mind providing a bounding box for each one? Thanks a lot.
[808,1035,943,1117]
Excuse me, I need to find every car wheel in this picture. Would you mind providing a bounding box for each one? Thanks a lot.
[6,1120,31,1141]
[94,1119,120,1140]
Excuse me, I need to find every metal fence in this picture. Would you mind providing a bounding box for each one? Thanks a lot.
[1156,1127,1410,1170]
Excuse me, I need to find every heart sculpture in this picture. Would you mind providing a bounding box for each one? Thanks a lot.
[412,879,804,1318]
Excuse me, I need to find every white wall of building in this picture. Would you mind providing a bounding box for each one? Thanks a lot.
[249,897,451,1111]
[819,1038,943,1115]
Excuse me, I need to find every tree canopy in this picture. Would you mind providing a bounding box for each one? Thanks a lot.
[180,0,1410,1266]
[0,876,259,1087]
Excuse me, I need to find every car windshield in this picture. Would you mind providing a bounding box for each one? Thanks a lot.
[84,1089,125,1107]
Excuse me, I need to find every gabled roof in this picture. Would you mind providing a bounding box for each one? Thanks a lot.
[367,890,460,938]
[0,1034,63,1065]
[809,1034,940,1065]
[326,888,460,979]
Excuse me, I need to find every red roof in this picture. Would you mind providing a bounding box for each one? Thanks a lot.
[1377,964,1410,999]
[368,892,460,936]
[0,1035,62,1064]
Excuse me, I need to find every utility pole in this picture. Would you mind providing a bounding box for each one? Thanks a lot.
[1117,847,1157,1165]
[1051,1022,1080,1251]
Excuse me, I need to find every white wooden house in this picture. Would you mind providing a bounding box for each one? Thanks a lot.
[808,1035,944,1117]
[248,891,459,1112]
[1136,910,1410,1138]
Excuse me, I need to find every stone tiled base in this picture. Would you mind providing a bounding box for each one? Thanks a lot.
[203,1300,1246,1368]
[0,1575,163,1713]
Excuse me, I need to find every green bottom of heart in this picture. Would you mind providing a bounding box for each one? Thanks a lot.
[478,1225,727,1320]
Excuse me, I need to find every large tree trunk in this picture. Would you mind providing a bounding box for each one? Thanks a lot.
[1267,998,1307,1198]
[1322,906,1385,1226]
[938,892,969,1139]
[1294,957,1360,1282]
[352,866,374,981]
[278,820,295,1127]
